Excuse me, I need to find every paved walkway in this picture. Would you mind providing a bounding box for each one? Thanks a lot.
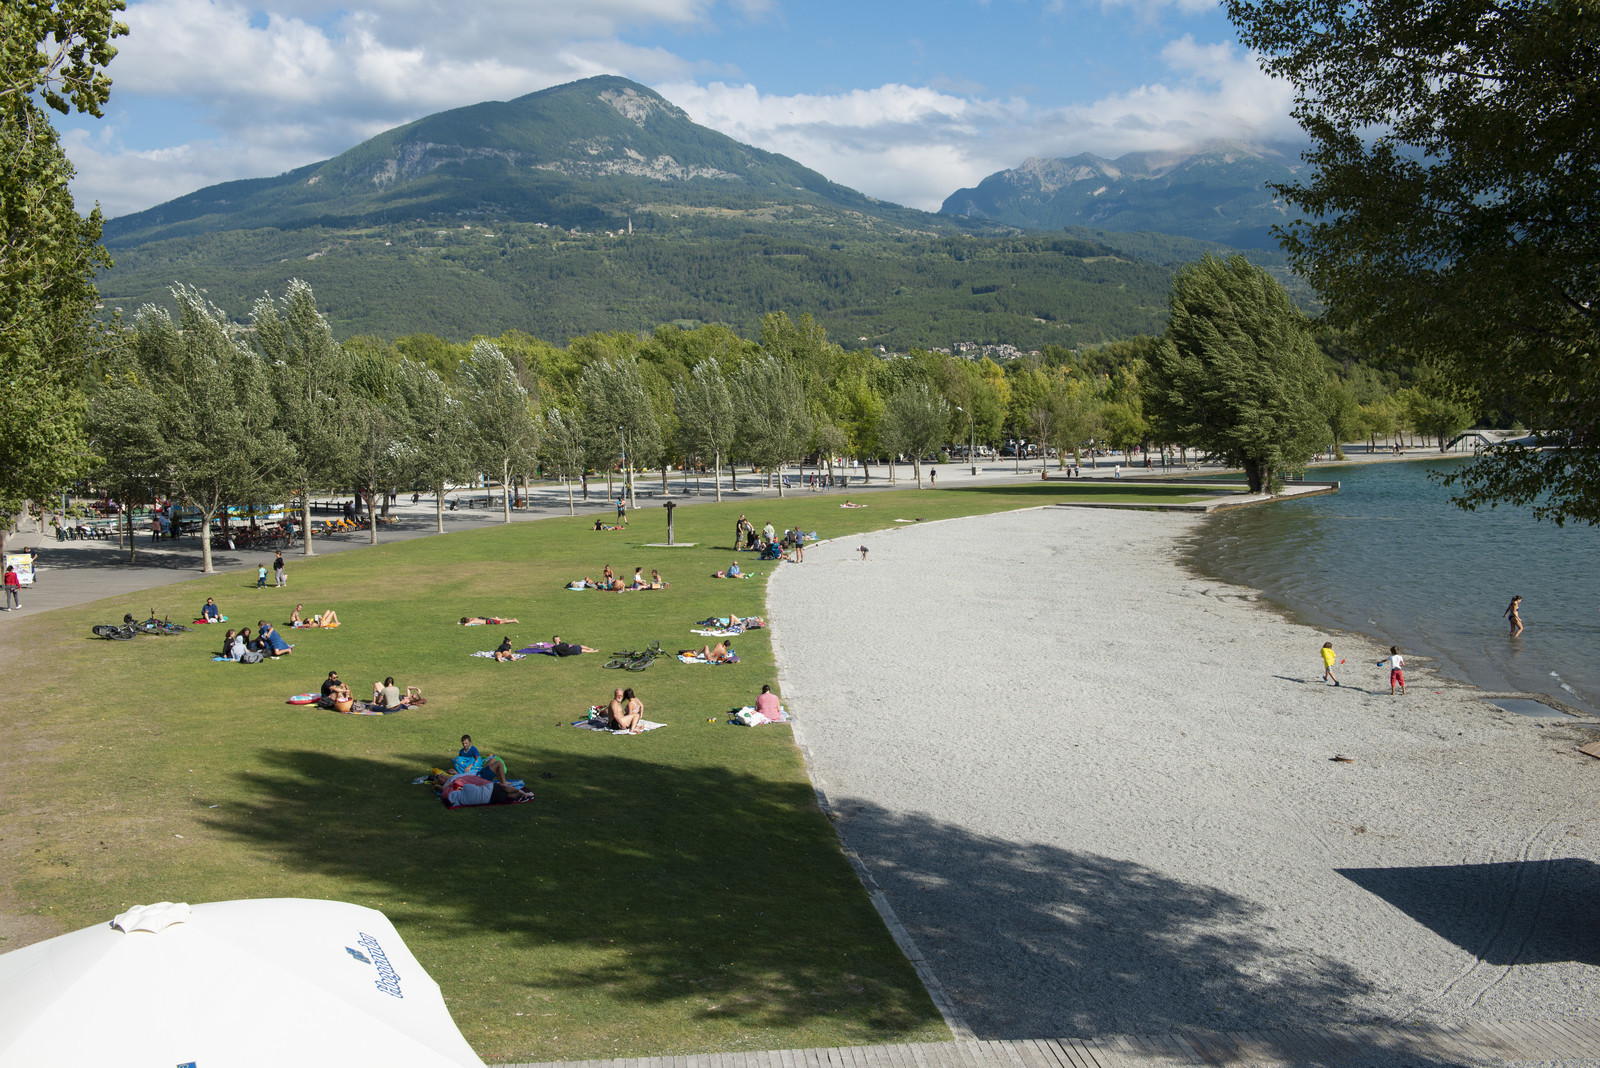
[503,1018,1600,1068]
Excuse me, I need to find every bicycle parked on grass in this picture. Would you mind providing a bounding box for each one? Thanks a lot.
[603,640,661,671]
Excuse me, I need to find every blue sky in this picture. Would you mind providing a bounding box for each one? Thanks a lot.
[58,0,1301,218]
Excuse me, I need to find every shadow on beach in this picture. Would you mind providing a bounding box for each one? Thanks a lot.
[830,800,1380,1041]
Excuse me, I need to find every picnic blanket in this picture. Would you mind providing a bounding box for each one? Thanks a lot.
[517,642,556,656]
[573,714,666,734]
[678,653,740,665]
[469,651,526,661]
[691,628,741,637]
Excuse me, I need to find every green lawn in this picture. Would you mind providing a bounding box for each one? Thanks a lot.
[2,482,1207,1063]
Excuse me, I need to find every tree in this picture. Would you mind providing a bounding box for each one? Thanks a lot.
[1399,388,1477,451]
[881,382,950,489]
[394,357,472,531]
[578,357,660,507]
[1145,255,1328,493]
[731,356,811,497]
[540,407,587,515]
[253,280,356,556]
[345,352,409,544]
[0,1,127,541]
[1227,0,1600,522]
[459,341,540,524]
[84,367,165,562]
[672,357,735,502]
[103,286,290,573]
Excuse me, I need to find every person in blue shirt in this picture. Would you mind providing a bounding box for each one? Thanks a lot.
[458,735,480,762]
[201,598,221,622]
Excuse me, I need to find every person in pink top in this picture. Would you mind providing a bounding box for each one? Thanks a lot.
[755,684,781,722]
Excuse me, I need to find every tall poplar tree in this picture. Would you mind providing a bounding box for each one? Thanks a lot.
[1145,254,1328,493]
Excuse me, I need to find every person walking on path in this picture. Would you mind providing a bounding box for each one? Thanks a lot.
[2,566,20,611]
[273,550,286,587]
[1504,595,1524,637]
[1320,641,1339,686]
[1385,646,1406,695]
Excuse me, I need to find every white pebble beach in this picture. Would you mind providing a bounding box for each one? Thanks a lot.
[769,506,1600,1042]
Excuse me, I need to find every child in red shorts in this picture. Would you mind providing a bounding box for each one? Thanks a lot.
[1385,646,1406,695]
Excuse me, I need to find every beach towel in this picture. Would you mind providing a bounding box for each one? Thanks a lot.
[343,701,401,715]
[211,656,236,663]
[691,628,741,637]
[470,651,526,661]
[678,653,740,664]
[731,704,790,724]
[573,717,666,734]
[285,693,320,705]
[516,642,557,656]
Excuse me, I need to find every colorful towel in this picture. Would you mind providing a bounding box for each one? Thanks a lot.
[470,651,526,661]
[572,718,666,734]
[691,628,742,637]
[342,701,400,715]
[677,653,740,665]
[516,642,556,656]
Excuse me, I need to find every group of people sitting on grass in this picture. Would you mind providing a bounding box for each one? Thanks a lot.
[731,517,808,562]
[317,670,421,712]
[219,620,293,662]
[429,734,536,805]
[566,565,668,591]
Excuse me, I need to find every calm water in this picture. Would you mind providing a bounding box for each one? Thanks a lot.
[1184,457,1600,713]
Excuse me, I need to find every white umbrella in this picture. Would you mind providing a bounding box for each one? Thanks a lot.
[0,898,486,1068]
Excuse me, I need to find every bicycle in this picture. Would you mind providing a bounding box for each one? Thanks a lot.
[91,624,138,640]
[127,609,190,635]
[603,640,661,671]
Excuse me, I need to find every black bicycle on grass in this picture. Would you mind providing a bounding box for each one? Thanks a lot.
[603,640,660,671]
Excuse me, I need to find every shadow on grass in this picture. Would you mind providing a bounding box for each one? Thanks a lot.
[204,746,940,1037]
[832,800,1380,1042]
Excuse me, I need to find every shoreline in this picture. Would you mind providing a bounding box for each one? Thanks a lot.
[768,506,1600,1041]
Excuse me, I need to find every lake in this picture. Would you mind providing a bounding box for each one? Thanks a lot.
[1184,456,1600,714]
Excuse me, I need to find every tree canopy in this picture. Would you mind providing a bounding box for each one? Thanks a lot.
[1227,0,1600,522]
[1145,254,1328,492]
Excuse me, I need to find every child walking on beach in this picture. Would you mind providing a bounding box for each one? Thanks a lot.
[1384,646,1405,695]
[1321,641,1339,686]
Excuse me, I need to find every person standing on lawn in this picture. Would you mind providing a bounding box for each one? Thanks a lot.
[273,550,286,587]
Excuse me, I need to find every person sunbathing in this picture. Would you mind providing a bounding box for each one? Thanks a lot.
[550,635,597,657]
[460,615,519,625]
[564,579,595,590]
[373,676,422,709]
[590,688,626,728]
[682,641,734,663]
[493,635,517,662]
[841,500,866,508]
[292,605,340,627]
[650,569,668,589]
[431,770,534,806]
[614,687,644,733]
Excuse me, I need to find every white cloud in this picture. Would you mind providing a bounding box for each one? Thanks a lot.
[659,42,1295,210]
[69,0,1296,219]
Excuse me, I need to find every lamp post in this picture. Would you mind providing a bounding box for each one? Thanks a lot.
[956,405,976,477]
[617,424,634,510]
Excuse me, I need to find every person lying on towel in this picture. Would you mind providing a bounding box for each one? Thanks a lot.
[431,770,534,806]
[455,734,516,783]
[681,641,735,663]
[460,615,520,625]
[291,604,340,627]
[550,635,598,657]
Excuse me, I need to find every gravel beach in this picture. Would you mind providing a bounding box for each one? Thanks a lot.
[768,506,1600,1042]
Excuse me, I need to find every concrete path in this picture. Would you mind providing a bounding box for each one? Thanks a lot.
[501,1018,1600,1068]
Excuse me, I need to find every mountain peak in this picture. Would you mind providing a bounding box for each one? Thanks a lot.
[942,144,1299,249]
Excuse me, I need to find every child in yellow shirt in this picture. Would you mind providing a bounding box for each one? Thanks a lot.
[1321,641,1339,686]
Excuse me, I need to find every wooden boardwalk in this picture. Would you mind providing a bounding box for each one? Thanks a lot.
[502,1018,1600,1068]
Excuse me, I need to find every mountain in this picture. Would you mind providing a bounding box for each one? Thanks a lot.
[95,79,1291,347]
[939,146,1304,249]
[103,76,938,247]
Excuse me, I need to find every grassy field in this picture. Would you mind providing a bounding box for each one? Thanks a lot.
[1,482,1209,1063]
